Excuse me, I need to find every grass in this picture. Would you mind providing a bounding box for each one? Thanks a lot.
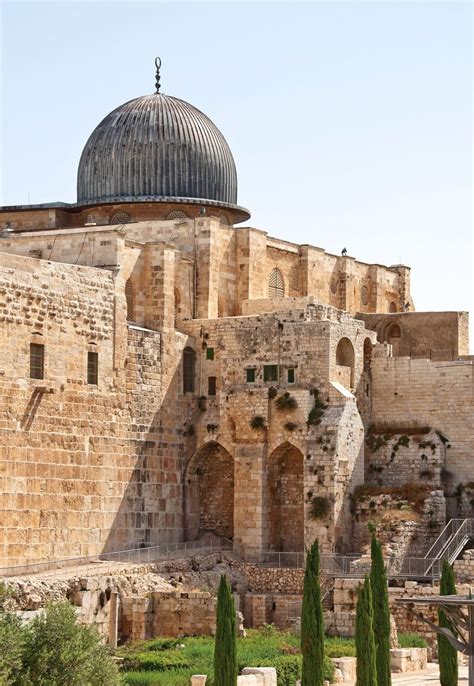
[118,630,350,685]
[398,632,428,649]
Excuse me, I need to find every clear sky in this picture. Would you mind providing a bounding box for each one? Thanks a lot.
[1,1,472,348]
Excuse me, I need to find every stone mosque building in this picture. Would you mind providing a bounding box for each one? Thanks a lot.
[0,60,472,569]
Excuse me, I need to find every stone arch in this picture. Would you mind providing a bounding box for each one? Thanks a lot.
[183,347,196,393]
[110,211,132,224]
[335,337,355,388]
[125,279,135,321]
[389,301,397,313]
[363,338,372,368]
[184,442,234,541]
[384,322,401,342]
[167,210,189,220]
[267,443,304,552]
[268,268,285,298]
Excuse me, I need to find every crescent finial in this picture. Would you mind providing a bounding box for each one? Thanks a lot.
[154,56,162,94]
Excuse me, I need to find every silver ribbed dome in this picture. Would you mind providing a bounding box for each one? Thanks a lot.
[77,93,238,205]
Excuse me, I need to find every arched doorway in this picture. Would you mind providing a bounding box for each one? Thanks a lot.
[267,444,304,552]
[363,338,372,369]
[335,337,355,389]
[184,442,234,541]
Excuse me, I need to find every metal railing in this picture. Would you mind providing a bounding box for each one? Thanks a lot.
[423,518,474,576]
[0,537,234,579]
[246,551,453,581]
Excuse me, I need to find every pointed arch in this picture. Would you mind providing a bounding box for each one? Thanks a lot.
[184,442,234,541]
[267,443,304,552]
[268,268,285,298]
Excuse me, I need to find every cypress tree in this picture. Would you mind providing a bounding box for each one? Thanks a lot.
[355,575,378,686]
[301,540,325,686]
[438,561,458,686]
[213,574,237,686]
[370,534,392,686]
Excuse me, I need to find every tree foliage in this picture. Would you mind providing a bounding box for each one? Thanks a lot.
[355,576,378,686]
[301,540,325,686]
[438,561,458,686]
[213,574,237,686]
[370,534,392,686]
[0,600,120,686]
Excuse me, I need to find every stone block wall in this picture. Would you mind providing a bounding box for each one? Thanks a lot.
[371,355,474,487]
[120,591,216,642]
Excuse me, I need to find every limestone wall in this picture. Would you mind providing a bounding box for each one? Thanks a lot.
[121,591,216,641]
[0,251,187,567]
[371,355,474,486]
[360,311,469,359]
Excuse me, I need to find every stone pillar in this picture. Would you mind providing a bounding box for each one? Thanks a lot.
[194,217,221,320]
[233,444,267,558]
[144,244,176,332]
[235,228,268,311]
[107,592,119,648]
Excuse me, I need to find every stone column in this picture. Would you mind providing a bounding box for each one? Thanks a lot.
[233,444,267,558]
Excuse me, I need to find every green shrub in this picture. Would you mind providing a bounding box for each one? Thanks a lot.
[398,633,428,649]
[310,496,330,519]
[20,601,120,685]
[275,392,298,411]
[324,637,355,657]
[250,416,265,430]
[140,638,181,652]
[123,652,190,672]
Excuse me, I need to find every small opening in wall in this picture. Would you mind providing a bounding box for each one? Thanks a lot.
[183,347,196,394]
[246,368,256,383]
[206,347,214,360]
[30,343,44,380]
[87,351,99,385]
[264,365,279,383]
[208,376,216,396]
[287,368,295,384]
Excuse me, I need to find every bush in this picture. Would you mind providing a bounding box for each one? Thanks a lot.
[250,416,265,430]
[20,601,120,685]
[398,633,428,649]
[257,655,334,686]
[275,392,298,411]
[0,612,24,685]
[325,637,355,658]
[124,673,164,686]
[310,496,330,519]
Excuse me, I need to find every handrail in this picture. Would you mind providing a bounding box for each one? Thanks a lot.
[0,537,234,579]
[423,518,474,576]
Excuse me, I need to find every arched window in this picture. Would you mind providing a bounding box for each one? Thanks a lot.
[167,210,189,220]
[385,323,401,342]
[361,285,369,306]
[389,301,397,313]
[268,268,284,298]
[125,279,135,322]
[336,337,355,388]
[109,211,132,224]
[363,338,372,368]
[183,347,196,394]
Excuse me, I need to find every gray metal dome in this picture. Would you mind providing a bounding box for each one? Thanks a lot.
[77,93,238,206]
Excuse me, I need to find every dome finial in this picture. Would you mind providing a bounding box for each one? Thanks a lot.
[154,56,162,94]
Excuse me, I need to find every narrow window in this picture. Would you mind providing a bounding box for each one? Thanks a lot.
[208,376,216,396]
[183,347,195,394]
[263,365,279,382]
[246,368,256,383]
[206,347,214,360]
[87,351,99,385]
[30,343,44,380]
[287,368,295,384]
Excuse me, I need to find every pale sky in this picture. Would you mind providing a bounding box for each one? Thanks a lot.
[1,1,472,348]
